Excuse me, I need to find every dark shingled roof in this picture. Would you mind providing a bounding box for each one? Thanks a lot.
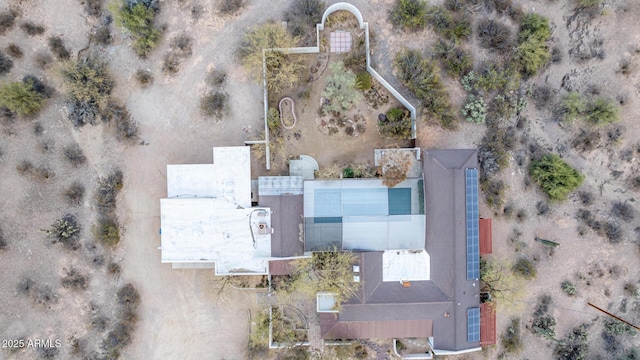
[259,195,304,257]
[320,149,482,353]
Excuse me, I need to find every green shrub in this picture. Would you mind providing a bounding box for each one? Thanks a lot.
[555,325,589,360]
[342,167,355,178]
[379,109,412,139]
[561,280,577,296]
[61,58,114,105]
[395,48,456,129]
[585,97,618,125]
[519,13,551,43]
[512,257,536,279]
[462,95,487,124]
[44,214,81,250]
[110,1,161,57]
[355,71,372,91]
[322,61,361,114]
[267,107,279,131]
[387,108,405,122]
[559,92,586,123]
[96,218,120,247]
[0,80,45,116]
[604,319,636,336]
[529,154,584,201]
[389,0,427,31]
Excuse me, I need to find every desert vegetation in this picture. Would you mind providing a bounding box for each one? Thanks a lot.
[110,0,162,57]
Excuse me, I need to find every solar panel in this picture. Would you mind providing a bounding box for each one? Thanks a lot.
[465,168,480,280]
[467,307,480,343]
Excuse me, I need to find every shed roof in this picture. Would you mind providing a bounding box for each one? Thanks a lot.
[259,194,304,257]
[479,218,493,255]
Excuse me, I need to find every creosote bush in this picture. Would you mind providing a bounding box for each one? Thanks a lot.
[529,154,584,201]
[395,48,456,129]
[62,58,114,127]
[514,13,551,76]
[95,218,120,247]
[501,317,524,354]
[34,51,53,70]
[47,36,71,61]
[200,91,229,118]
[64,182,85,206]
[20,21,46,36]
[63,144,87,167]
[477,19,513,53]
[433,40,473,78]
[219,0,243,14]
[6,44,23,58]
[389,0,427,31]
[95,170,123,217]
[512,257,536,279]
[134,69,153,87]
[0,10,17,35]
[101,100,140,142]
[61,267,88,290]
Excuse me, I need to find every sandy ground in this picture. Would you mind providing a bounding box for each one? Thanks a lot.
[1,0,640,359]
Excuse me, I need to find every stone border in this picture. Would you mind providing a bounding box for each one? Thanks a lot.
[246,2,417,170]
[278,97,297,129]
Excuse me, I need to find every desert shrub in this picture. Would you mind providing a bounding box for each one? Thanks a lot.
[0,226,6,250]
[379,108,412,139]
[95,218,120,247]
[489,93,526,120]
[162,53,180,74]
[44,214,81,250]
[6,44,23,59]
[556,325,589,360]
[477,19,513,53]
[170,33,193,58]
[117,283,140,308]
[603,221,622,243]
[110,1,161,57]
[532,295,556,338]
[267,107,279,131]
[241,22,304,92]
[290,0,325,26]
[20,21,46,36]
[355,71,372,91]
[322,61,361,114]
[63,144,87,167]
[200,91,228,118]
[0,51,14,75]
[108,262,122,276]
[389,0,427,31]
[462,95,487,124]
[395,48,456,129]
[17,277,35,294]
[512,257,536,279]
[206,69,227,87]
[83,0,104,16]
[134,69,153,87]
[536,201,550,216]
[611,202,635,222]
[585,97,619,125]
[61,58,113,107]
[501,317,523,354]
[34,51,53,70]
[92,25,112,45]
[482,178,505,208]
[578,191,593,205]
[219,0,243,14]
[0,79,45,116]
[61,267,88,290]
[426,6,471,41]
[519,13,551,43]
[92,315,109,331]
[64,182,85,206]
[95,170,123,216]
[0,10,17,35]
[433,40,473,78]
[604,319,635,336]
[571,128,600,152]
[342,166,355,178]
[103,101,139,142]
[16,160,34,175]
[529,154,584,201]
[561,280,577,296]
[515,208,527,222]
[445,0,471,12]
[37,347,59,359]
[533,85,552,109]
[47,36,71,60]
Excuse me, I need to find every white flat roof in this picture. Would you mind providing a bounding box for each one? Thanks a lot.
[160,198,272,275]
[382,250,430,282]
[166,146,251,208]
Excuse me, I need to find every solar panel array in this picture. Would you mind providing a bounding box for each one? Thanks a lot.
[467,307,480,343]
[465,168,480,280]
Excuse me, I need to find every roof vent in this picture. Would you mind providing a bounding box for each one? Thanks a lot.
[353,275,360,283]
[353,265,360,273]
[402,280,411,288]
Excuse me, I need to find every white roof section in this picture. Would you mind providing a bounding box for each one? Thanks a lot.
[166,146,251,208]
[382,250,430,282]
[258,176,303,196]
[342,215,425,250]
[160,198,272,275]
[317,292,339,313]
